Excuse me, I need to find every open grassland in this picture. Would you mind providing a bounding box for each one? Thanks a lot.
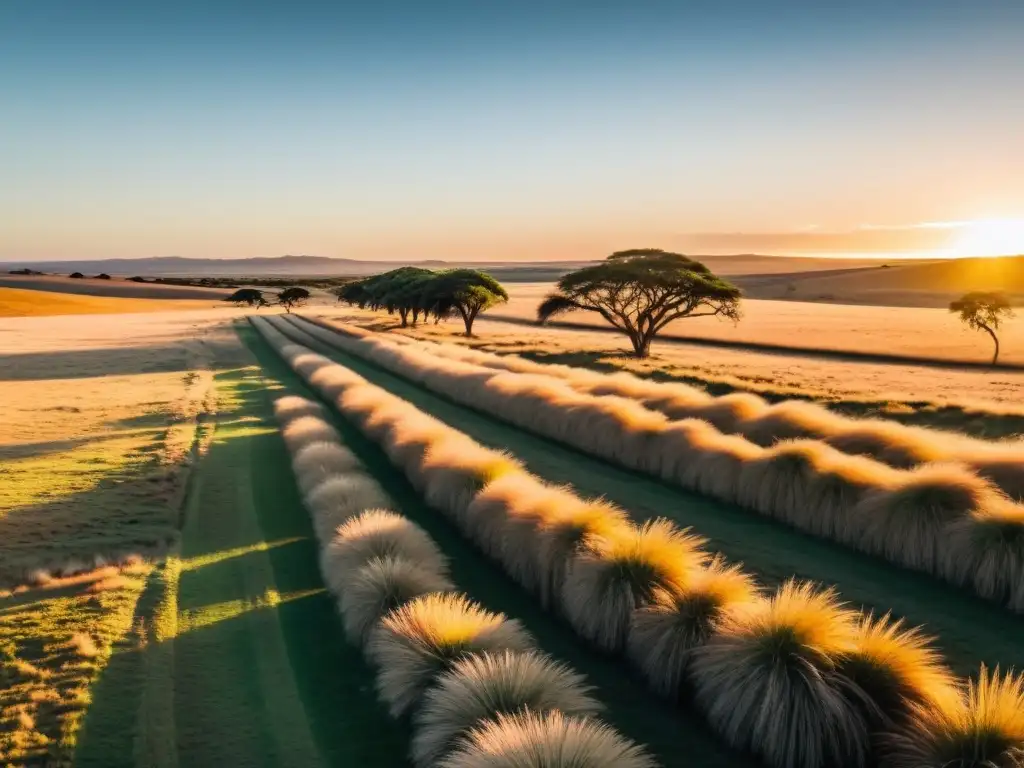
[321,307,1024,430]
[5,294,1023,767]
[319,322,1024,487]
[253,318,1024,768]
[2,310,413,767]
[0,275,230,302]
[0,286,217,317]
[490,283,1024,366]
[0,312,229,764]
[270,395,656,768]
[283,316,1024,613]
[248,322,746,767]
[266,316,1024,673]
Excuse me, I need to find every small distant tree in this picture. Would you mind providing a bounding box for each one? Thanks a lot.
[950,292,1015,365]
[95,273,111,280]
[69,272,84,279]
[420,269,509,336]
[277,286,310,313]
[226,288,266,308]
[538,249,741,358]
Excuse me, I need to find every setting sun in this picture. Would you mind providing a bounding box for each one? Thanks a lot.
[952,218,1024,257]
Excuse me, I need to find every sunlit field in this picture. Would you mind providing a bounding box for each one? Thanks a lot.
[490,283,1024,366]
[4,282,1024,767]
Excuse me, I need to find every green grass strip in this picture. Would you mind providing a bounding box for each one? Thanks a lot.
[245,322,751,768]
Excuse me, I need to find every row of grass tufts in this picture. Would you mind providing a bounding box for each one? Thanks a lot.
[313,316,1024,499]
[287,316,1024,614]
[272,392,655,767]
[257,316,1024,768]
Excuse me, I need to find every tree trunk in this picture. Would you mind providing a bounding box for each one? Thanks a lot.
[284,303,291,314]
[985,325,1000,365]
[627,329,654,358]
[459,306,478,336]
[399,308,409,327]
[412,308,420,325]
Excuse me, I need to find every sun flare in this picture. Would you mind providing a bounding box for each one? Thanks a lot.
[952,219,1024,257]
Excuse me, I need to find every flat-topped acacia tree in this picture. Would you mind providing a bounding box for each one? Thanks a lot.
[277,286,310,313]
[421,269,509,336]
[537,249,742,358]
[338,267,508,335]
[950,291,1015,365]
[226,288,266,308]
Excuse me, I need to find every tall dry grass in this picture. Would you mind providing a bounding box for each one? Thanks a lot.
[438,711,657,768]
[561,520,707,652]
[690,582,871,768]
[311,318,1024,500]
[268,354,648,765]
[367,592,535,718]
[256,316,1024,768]
[284,316,1024,614]
[411,650,601,767]
[884,665,1024,768]
[626,557,758,701]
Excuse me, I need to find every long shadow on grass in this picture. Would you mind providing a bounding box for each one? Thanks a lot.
[75,357,410,768]
[279,316,1024,679]
[245,323,747,768]
[0,343,203,382]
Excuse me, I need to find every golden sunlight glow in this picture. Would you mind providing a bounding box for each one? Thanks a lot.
[952,219,1024,257]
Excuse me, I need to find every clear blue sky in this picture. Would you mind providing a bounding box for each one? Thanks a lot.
[2,1,1023,260]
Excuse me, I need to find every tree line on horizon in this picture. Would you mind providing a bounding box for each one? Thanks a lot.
[232,248,1016,364]
[335,266,509,336]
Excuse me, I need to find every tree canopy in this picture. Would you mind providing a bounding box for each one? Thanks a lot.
[277,286,310,313]
[537,249,741,357]
[335,267,508,335]
[225,288,267,308]
[950,291,1015,365]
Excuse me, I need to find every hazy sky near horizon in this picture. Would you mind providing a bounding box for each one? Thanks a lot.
[2,1,1023,262]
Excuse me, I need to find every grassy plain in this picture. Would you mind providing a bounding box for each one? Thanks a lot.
[489,282,1024,366]
[245,322,749,768]
[0,309,228,764]
[274,316,1024,680]
[0,286,217,316]
[319,308,1024,438]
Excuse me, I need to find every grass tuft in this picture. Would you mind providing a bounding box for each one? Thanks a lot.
[561,519,708,652]
[367,593,535,718]
[437,710,657,768]
[411,650,601,767]
[838,613,957,728]
[886,665,1024,768]
[690,580,869,768]
[339,555,455,646]
[626,557,759,700]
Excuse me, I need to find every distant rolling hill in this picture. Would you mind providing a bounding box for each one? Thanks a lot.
[0,253,908,279]
[735,255,1024,307]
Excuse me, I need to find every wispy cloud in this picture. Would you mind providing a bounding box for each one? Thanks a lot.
[856,221,970,231]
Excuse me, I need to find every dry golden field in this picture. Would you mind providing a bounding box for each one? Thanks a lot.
[0,285,218,317]
[0,308,245,762]
[490,283,1024,366]
[322,305,1024,419]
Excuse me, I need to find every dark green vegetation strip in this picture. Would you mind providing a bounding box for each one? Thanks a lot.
[247,323,747,768]
[76,330,409,768]
[279,316,1024,678]
[172,342,407,767]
